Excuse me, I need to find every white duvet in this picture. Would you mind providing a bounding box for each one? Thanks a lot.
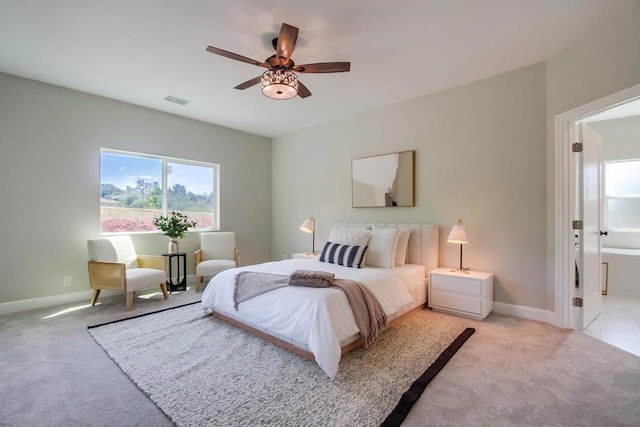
[200,259,415,378]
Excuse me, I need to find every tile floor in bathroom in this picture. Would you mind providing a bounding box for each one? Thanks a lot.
[584,295,640,357]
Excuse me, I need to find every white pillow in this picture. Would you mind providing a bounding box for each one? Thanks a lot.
[395,228,411,266]
[328,227,371,246]
[366,227,399,268]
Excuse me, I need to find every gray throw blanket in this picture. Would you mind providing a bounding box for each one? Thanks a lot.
[233,271,288,310]
[289,270,336,288]
[332,278,387,347]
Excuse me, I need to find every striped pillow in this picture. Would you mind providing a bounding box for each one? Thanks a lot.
[319,241,368,268]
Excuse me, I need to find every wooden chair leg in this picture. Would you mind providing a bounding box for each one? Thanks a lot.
[90,289,101,305]
[125,291,134,311]
[195,276,203,292]
[160,283,169,299]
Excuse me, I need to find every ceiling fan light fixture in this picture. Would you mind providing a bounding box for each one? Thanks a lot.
[261,68,298,100]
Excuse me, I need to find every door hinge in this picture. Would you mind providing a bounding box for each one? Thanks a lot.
[573,297,583,307]
[572,220,583,230]
[572,142,583,152]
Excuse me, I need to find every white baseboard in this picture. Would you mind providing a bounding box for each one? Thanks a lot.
[0,290,97,316]
[0,275,197,316]
[493,302,558,326]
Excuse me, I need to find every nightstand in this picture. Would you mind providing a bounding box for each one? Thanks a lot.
[428,267,493,320]
[291,252,320,260]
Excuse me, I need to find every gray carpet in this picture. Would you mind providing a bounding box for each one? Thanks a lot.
[402,314,640,427]
[1,286,639,426]
[88,304,471,427]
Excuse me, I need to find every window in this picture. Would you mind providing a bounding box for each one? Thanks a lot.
[100,149,218,233]
[604,159,640,231]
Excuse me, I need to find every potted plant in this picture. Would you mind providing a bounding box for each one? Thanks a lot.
[153,211,197,253]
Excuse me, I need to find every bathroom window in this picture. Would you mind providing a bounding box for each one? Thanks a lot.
[604,159,640,231]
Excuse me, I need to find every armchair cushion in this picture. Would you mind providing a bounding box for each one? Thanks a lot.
[196,259,237,278]
[125,268,167,291]
[200,232,236,261]
[88,236,139,268]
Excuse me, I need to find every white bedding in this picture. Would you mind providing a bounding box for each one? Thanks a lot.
[200,259,420,378]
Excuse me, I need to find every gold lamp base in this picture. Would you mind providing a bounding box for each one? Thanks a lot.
[451,243,469,274]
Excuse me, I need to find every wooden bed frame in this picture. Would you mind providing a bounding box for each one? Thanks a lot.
[208,223,439,362]
[211,304,427,361]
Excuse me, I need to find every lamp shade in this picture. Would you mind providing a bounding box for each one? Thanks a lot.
[447,219,468,244]
[300,217,315,233]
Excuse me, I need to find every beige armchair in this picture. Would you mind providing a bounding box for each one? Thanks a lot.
[195,232,239,292]
[87,236,168,310]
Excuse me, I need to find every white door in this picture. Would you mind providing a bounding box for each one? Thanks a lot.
[575,122,603,330]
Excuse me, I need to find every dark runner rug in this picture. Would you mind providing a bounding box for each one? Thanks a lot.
[88,303,474,426]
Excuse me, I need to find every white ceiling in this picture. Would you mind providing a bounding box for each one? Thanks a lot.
[1,0,638,138]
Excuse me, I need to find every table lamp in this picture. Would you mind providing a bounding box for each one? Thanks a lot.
[299,217,317,255]
[447,219,469,274]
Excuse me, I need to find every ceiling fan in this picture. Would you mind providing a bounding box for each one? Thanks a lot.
[206,23,350,100]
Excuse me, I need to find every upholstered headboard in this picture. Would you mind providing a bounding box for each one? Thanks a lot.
[335,222,439,275]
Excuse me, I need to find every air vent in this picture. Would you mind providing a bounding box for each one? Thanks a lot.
[164,96,189,106]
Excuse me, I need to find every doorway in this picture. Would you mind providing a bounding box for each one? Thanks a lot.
[554,83,640,333]
[581,107,640,356]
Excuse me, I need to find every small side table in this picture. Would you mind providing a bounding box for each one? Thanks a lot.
[162,252,187,292]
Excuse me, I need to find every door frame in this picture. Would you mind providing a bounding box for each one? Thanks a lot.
[554,83,640,329]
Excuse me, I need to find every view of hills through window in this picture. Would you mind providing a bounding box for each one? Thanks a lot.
[100,150,216,233]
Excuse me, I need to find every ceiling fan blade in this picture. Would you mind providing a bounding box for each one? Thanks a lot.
[206,46,268,68]
[297,81,312,98]
[276,23,298,65]
[234,76,263,90]
[294,62,351,73]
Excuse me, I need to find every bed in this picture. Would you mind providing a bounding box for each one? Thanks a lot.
[201,223,439,378]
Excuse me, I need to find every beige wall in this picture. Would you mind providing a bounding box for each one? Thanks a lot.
[545,8,640,310]
[0,72,271,304]
[272,63,548,310]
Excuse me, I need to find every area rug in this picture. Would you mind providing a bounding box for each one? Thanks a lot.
[88,303,474,427]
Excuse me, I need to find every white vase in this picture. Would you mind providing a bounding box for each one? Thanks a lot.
[168,238,179,253]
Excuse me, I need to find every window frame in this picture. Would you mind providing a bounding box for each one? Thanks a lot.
[603,158,640,233]
[100,148,220,235]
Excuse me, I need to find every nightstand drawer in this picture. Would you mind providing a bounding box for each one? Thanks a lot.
[431,290,482,314]
[431,274,482,296]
